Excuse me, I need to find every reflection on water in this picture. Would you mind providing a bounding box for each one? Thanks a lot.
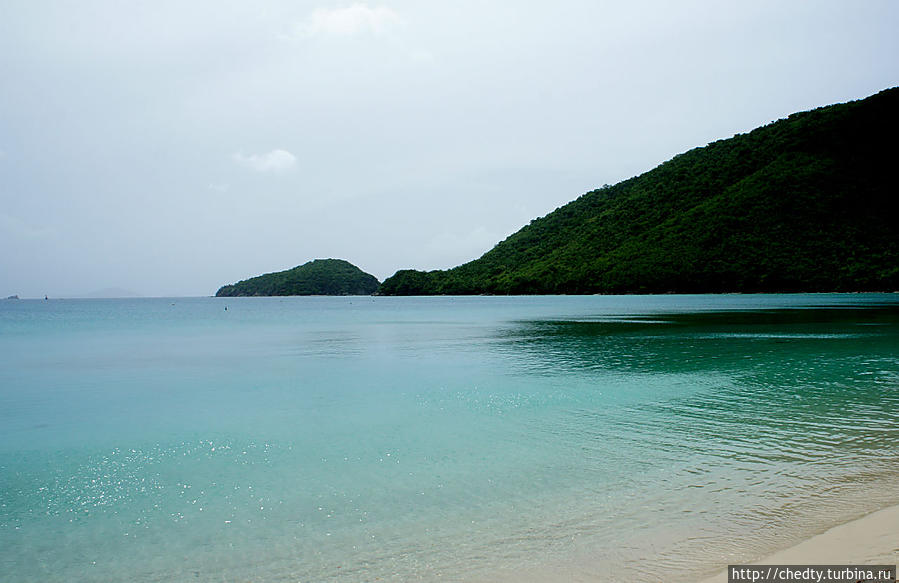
[0,296,897,582]
[485,305,899,580]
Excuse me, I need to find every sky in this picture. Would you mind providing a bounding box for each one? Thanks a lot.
[1,1,897,298]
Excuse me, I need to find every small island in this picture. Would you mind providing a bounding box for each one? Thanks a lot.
[215,259,380,297]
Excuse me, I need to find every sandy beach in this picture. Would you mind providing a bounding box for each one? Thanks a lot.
[699,504,899,583]
[477,503,899,583]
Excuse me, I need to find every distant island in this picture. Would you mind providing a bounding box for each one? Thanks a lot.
[379,87,898,295]
[216,259,380,297]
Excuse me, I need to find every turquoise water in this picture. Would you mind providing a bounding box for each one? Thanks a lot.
[1,295,898,582]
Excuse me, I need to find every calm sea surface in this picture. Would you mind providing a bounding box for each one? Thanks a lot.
[1,295,898,582]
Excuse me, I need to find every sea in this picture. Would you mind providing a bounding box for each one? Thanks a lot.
[1,294,898,582]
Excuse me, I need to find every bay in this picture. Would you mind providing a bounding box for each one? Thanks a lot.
[1,294,898,582]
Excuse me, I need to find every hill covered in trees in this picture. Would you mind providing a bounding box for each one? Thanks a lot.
[379,88,898,295]
[216,259,380,296]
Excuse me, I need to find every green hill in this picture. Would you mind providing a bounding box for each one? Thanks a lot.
[379,88,899,295]
[216,259,380,297]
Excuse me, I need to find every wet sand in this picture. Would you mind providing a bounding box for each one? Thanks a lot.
[699,504,899,583]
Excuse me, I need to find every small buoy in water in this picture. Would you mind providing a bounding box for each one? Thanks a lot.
[224,306,228,311]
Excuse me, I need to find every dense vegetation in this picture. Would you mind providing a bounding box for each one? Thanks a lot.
[380,88,898,295]
[216,259,380,296]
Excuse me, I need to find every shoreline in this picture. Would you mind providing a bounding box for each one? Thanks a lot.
[698,503,899,583]
[479,500,899,583]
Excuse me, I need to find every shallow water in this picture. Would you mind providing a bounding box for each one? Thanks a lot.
[1,294,898,582]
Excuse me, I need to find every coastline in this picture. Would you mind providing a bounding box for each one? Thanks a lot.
[698,504,899,583]
[476,500,899,583]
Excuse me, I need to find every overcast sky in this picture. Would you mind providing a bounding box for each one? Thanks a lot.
[1,1,897,297]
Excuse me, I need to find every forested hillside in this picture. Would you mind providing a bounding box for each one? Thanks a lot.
[216,259,380,296]
[379,88,898,295]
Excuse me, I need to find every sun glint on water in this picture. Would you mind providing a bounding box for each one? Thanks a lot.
[1,294,898,582]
